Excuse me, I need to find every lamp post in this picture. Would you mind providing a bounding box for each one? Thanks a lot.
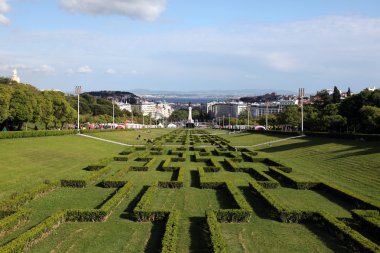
[222,115,225,129]
[247,103,250,130]
[75,86,82,133]
[265,101,269,130]
[299,88,305,133]
[112,99,115,129]
[228,113,231,129]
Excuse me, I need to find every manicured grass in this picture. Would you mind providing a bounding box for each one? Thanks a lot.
[1,129,379,252]
[0,135,124,201]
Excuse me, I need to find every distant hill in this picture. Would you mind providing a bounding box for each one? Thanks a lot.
[85,90,140,104]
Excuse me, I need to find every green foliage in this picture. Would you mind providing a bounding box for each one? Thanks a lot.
[0,209,30,237]
[206,210,228,253]
[65,209,106,222]
[312,212,380,253]
[161,211,180,253]
[0,210,67,253]
[0,130,76,139]
[268,167,319,190]
[351,209,380,238]
[99,181,133,216]
[60,179,87,188]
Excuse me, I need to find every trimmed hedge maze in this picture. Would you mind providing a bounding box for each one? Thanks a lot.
[1,129,380,252]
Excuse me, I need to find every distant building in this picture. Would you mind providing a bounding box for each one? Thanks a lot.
[129,101,173,119]
[208,102,247,118]
[10,69,20,83]
[365,86,377,92]
[116,102,132,112]
[250,100,297,118]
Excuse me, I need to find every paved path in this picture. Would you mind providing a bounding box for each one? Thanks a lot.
[77,133,145,147]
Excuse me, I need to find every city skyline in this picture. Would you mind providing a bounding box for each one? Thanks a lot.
[0,0,380,93]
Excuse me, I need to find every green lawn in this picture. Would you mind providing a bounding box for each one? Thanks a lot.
[0,129,379,252]
[0,135,124,201]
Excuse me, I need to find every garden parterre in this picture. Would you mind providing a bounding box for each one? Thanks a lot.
[0,129,379,253]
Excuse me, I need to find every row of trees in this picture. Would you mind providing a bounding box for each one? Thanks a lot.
[254,88,380,133]
[0,78,126,131]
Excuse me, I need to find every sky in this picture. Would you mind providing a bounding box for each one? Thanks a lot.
[1,0,380,94]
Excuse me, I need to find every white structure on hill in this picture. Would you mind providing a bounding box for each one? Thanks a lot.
[10,69,20,83]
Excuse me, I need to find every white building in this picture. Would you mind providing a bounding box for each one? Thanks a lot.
[116,102,132,112]
[130,101,173,119]
[208,102,247,118]
[10,69,20,83]
[250,100,297,118]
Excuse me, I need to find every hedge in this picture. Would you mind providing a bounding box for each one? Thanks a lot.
[114,156,128,161]
[249,180,312,223]
[268,167,319,190]
[0,182,57,212]
[247,168,279,189]
[0,210,66,253]
[99,181,133,218]
[315,183,380,211]
[0,209,30,237]
[60,179,86,188]
[161,211,180,253]
[206,210,228,253]
[198,168,224,189]
[351,209,380,238]
[158,168,185,188]
[65,209,106,222]
[101,180,126,188]
[214,209,253,223]
[61,165,113,188]
[133,183,170,221]
[0,130,76,139]
[312,212,380,252]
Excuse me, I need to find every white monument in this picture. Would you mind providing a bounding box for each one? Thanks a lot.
[10,69,20,83]
[186,102,195,128]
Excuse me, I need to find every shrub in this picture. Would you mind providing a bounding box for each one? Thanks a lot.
[66,209,106,222]
[351,209,380,238]
[0,210,66,252]
[268,167,319,190]
[161,211,180,253]
[206,210,228,253]
[0,209,30,237]
[100,181,133,217]
[114,156,128,161]
[101,180,126,188]
[312,212,380,252]
[60,179,86,188]
[0,130,76,139]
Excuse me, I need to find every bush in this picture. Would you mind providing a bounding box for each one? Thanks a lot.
[351,209,380,239]
[0,130,76,139]
[0,182,57,211]
[100,181,133,217]
[312,212,380,252]
[0,209,30,237]
[66,209,106,222]
[101,180,126,188]
[268,167,319,190]
[0,210,66,252]
[60,179,86,188]
[206,210,228,253]
[114,156,128,161]
[161,211,180,253]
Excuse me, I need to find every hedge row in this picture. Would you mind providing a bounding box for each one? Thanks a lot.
[198,167,224,189]
[161,211,180,253]
[247,168,279,189]
[61,165,113,188]
[0,209,30,237]
[0,210,66,253]
[315,183,380,211]
[162,158,180,171]
[85,156,113,171]
[113,156,128,161]
[0,182,57,212]
[224,158,247,172]
[101,180,126,188]
[133,184,170,221]
[249,180,312,223]
[268,167,319,189]
[0,130,76,139]
[99,181,133,218]
[65,209,106,222]
[312,212,380,253]
[206,210,228,253]
[158,168,185,188]
[351,209,380,238]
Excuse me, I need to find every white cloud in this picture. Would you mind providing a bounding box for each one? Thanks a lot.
[77,65,92,73]
[59,0,167,21]
[263,52,298,72]
[0,0,10,25]
[33,64,55,74]
[106,68,116,74]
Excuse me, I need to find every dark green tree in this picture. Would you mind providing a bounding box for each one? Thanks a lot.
[332,86,341,103]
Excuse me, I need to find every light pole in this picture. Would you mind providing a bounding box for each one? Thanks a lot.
[247,103,250,130]
[131,109,134,124]
[142,114,145,127]
[228,113,231,129]
[75,86,82,133]
[112,99,115,129]
[299,88,305,132]
[222,115,225,129]
[265,101,269,130]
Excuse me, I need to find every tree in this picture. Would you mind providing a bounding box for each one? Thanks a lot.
[315,89,332,109]
[332,86,341,103]
[360,106,380,133]
[39,91,54,129]
[277,105,300,131]
[0,85,12,126]
[303,105,319,131]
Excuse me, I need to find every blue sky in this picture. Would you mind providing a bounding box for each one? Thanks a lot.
[1,0,380,94]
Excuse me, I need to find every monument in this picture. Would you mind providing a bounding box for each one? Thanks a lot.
[185,102,195,128]
[10,69,20,83]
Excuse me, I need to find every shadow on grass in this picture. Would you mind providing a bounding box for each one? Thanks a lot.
[171,169,179,181]
[189,217,212,253]
[144,221,165,253]
[313,188,356,212]
[216,188,239,209]
[304,223,349,253]
[342,218,380,245]
[239,186,272,220]
[190,170,200,188]
[156,160,165,171]
[120,186,149,220]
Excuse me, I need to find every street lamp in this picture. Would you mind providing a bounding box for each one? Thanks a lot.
[265,101,269,130]
[299,88,305,132]
[247,103,250,130]
[112,99,115,129]
[75,86,82,133]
